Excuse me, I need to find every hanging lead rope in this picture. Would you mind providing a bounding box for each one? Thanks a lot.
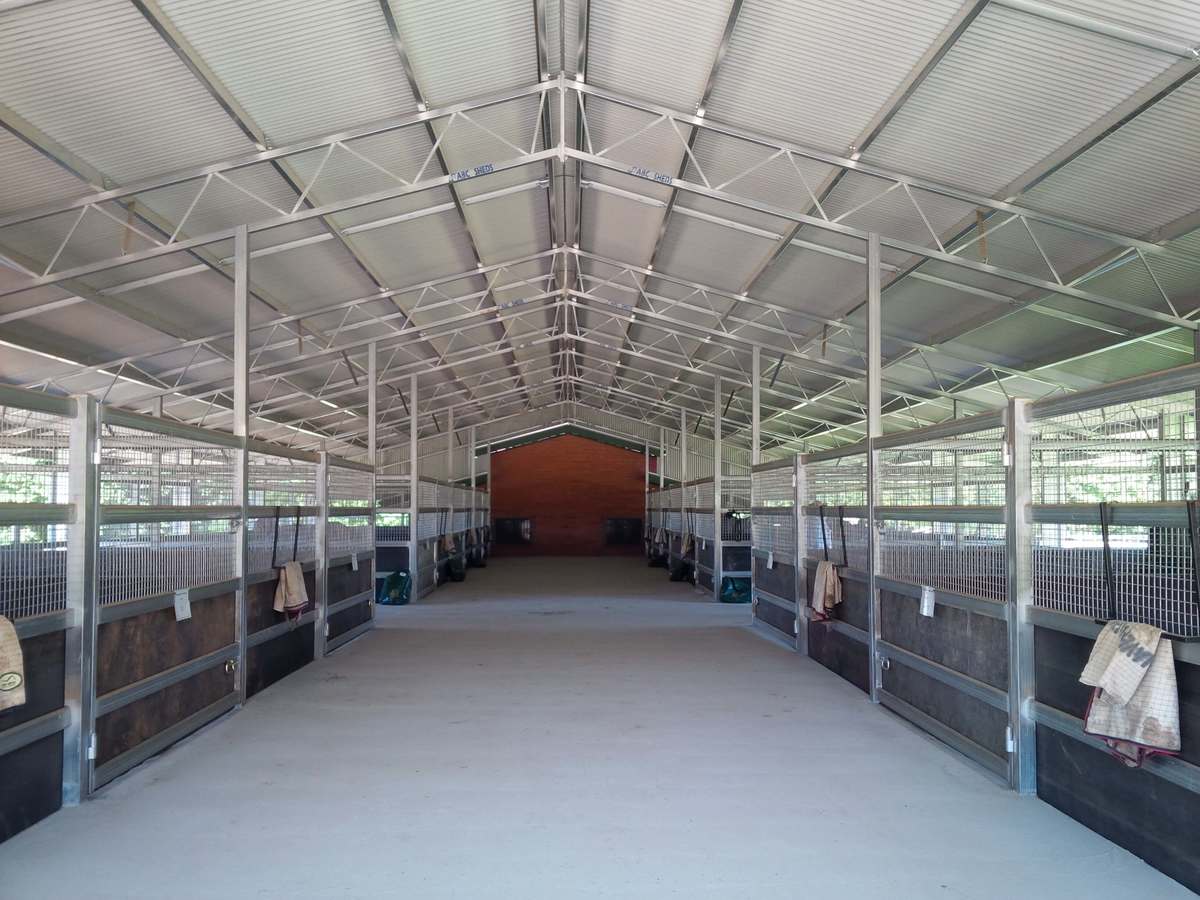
[270,505,281,570]
[837,505,850,568]
[1098,501,1117,623]
[1186,499,1200,635]
[818,503,830,562]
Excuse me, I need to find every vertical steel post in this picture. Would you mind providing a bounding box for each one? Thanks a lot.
[63,394,98,803]
[409,374,419,602]
[367,342,377,623]
[1194,330,1200,500]
[680,408,688,562]
[314,449,329,658]
[866,233,883,704]
[794,452,808,655]
[446,406,454,561]
[644,436,650,548]
[1006,397,1037,794]
[751,344,761,467]
[713,374,723,600]
[470,425,477,529]
[232,225,249,703]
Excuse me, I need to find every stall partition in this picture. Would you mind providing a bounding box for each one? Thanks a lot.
[0,383,374,841]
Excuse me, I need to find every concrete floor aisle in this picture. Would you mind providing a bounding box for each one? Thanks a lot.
[0,557,1189,899]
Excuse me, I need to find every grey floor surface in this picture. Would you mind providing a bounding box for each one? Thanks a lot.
[0,556,1192,899]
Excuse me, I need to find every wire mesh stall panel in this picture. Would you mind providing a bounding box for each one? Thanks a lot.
[751,460,798,638]
[721,476,752,577]
[645,488,663,532]
[800,452,871,692]
[243,449,320,697]
[0,395,73,843]
[414,479,444,597]
[663,485,681,534]
[325,461,375,651]
[92,415,240,789]
[1032,390,1200,639]
[0,403,71,622]
[873,424,1012,780]
[450,486,472,537]
[689,481,716,588]
[876,427,1007,603]
[375,475,412,581]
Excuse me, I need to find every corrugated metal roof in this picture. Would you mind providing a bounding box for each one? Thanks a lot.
[0,0,252,182]
[652,211,775,293]
[157,0,419,145]
[863,4,1175,194]
[384,0,537,107]
[702,0,965,155]
[1020,77,1200,236]
[462,178,552,263]
[579,178,666,265]
[1049,0,1200,42]
[586,0,734,111]
[0,131,91,215]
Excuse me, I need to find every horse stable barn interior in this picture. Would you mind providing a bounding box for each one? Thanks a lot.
[1,0,1199,897]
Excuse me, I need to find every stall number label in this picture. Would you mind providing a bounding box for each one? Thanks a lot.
[628,165,673,185]
[767,551,774,570]
[450,163,495,182]
[351,552,359,572]
[174,588,192,622]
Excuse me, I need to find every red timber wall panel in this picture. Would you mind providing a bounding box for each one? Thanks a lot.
[490,435,644,556]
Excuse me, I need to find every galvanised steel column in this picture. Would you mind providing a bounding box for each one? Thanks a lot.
[794,452,808,655]
[408,374,419,602]
[367,342,377,623]
[713,374,723,601]
[751,345,761,466]
[679,408,688,562]
[469,424,477,542]
[1006,397,1037,794]
[314,449,329,658]
[233,225,249,703]
[644,435,650,549]
[446,406,454,564]
[866,233,883,704]
[63,394,98,802]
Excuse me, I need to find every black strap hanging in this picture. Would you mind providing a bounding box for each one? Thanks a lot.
[818,504,830,562]
[837,505,850,568]
[1186,499,1200,622]
[272,505,302,569]
[1098,502,1117,623]
[270,505,282,570]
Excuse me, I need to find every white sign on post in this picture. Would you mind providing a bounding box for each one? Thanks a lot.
[767,550,774,569]
[174,588,192,622]
[351,552,359,572]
